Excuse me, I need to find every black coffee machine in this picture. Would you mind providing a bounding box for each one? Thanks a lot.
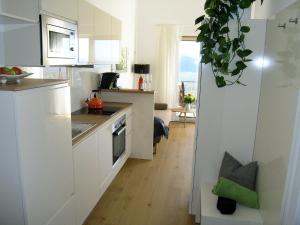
[99,72,120,90]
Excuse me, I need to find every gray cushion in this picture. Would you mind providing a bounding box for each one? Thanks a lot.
[219,152,242,179]
[227,162,258,191]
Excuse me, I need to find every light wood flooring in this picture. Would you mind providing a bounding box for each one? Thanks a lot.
[84,122,197,225]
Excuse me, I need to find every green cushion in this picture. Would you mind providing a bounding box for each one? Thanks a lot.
[212,178,260,209]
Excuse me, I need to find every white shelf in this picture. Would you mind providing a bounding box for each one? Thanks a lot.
[201,183,263,225]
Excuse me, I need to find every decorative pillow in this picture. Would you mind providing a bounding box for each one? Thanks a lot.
[227,161,258,191]
[219,152,242,179]
[212,178,260,209]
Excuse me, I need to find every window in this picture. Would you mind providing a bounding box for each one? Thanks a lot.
[178,39,200,97]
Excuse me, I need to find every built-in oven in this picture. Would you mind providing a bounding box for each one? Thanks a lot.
[40,14,78,65]
[112,115,126,165]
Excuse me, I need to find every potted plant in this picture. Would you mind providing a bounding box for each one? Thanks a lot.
[195,0,264,88]
[183,93,196,111]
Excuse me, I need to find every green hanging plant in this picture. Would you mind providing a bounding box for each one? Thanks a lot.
[195,0,264,88]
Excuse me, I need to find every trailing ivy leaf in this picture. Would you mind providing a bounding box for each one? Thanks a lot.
[239,34,245,42]
[244,59,253,62]
[241,26,250,33]
[261,0,264,5]
[237,49,244,58]
[204,0,212,9]
[232,38,240,51]
[231,68,241,76]
[220,27,230,34]
[206,9,216,17]
[195,15,205,25]
[215,76,227,88]
[242,49,253,57]
[201,54,212,64]
[236,61,247,70]
[239,0,252,9]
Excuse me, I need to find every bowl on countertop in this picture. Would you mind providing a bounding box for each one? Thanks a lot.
[0,73,33,84]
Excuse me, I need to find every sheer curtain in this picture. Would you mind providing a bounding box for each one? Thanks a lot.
[154,25,179,108]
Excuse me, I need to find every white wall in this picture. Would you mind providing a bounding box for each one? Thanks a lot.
[191,20,266,222]
[253,1,300,225]
[252,0,296,19]
[135,0,204,89]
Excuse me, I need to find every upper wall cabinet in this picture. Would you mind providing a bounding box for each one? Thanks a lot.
[40,0,78,21]
[0,0,39,23]
[78,0,122,65]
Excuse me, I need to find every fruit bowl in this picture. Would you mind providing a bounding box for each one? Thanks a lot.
[0,73,33,84]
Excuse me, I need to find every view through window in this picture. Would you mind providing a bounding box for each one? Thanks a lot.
[179,40,200,99]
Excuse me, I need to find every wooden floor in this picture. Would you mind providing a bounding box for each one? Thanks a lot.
[84,122,197,225]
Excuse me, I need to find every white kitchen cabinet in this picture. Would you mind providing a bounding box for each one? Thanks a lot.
[78,0,122,65]
[78,0,94,36]
[74,132,100,225]
[0,81,75,225]
[93,7,112,39]
[0,0,39,23]
[41,0,78,21]
[98,124,113,190]
[111,16,122,40]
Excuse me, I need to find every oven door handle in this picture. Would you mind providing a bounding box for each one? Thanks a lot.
[113,125,126,136]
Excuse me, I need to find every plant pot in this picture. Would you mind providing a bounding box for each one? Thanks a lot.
[185,103,191,111]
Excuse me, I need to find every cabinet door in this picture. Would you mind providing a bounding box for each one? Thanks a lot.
[93,8,111,39]
[15,85,74,225]
[78,0,94,36]
[111,16,122,40]
[48,197,76,225]
[74,133,100,225]
[78,0,94,64]
[0,0,39,22]
[98,125,113,190]
[41,0,78,21]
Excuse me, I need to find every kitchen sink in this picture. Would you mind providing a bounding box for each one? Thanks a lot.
[72,122,97,139]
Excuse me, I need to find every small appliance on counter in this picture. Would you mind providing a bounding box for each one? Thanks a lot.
[98,72,120,90]
[85,90,104,111]
[133,64,151,90]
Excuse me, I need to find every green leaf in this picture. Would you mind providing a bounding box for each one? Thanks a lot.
[240,34,245,42]
[204,0,212,9]
[242,49,253,57]
[220,27,230,34]
[215,76,227,88]
[244,59,253,62]
[236,61,247,70]
[195,15,205,25]
[239,0,252,9]
[201,54,212,64]
[261,0,264,5]
[241,26,250,33]
[197,34,209,42]
[237,49,244,58]
[231,68,241,76]
[232,38,240,52]
[206,9,216,17]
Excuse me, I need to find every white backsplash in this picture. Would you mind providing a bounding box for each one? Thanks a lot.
[23,66,134,112]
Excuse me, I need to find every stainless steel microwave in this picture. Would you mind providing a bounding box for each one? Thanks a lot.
[40,14,78,65]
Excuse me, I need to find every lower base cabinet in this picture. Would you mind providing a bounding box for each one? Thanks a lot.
[74,133,100,225]
[47,197,76,225]
[73,110,133,225]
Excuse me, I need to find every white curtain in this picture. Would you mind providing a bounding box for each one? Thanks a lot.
[154,25,179,108]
